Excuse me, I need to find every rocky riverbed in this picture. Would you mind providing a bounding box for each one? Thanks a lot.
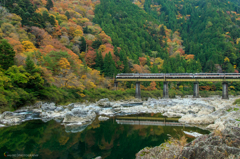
[0,96,240,133]
[1,96,240,158]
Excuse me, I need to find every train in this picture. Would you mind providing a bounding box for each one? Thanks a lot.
[116,73,240,79]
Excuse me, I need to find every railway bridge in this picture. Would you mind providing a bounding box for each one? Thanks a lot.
[114,73,240,99]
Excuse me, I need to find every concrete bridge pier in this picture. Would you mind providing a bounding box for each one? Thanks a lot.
[193,82,199,98]
[163,82,169,98]
[135,82,141,99]
[114,81,118,91]
[222,82,229,99]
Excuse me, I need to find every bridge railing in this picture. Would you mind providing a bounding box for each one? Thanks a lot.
[116,73,240,79]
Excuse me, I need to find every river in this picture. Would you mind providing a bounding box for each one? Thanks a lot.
[0,113,209,159]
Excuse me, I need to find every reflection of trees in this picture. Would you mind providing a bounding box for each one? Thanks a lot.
[0,119,210,159]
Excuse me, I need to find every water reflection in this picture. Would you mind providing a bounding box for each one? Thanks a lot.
[0,117,209,159]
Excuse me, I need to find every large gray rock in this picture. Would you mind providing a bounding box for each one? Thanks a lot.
[179,114,217,125]
[41,103,56,111]
[55,106,64,112]
[96,98,111,107]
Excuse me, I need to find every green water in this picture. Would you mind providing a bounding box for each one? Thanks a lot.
[0,117,209,159]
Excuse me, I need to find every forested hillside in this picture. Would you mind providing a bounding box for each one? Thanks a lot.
[93,0,201,74]
[0,0,240,109]
[0,0,112,109]
[135,0,240,72]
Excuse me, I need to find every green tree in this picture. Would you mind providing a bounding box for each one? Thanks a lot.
[65,11,70,20]
[0,39,15,70]
[80,37,86,52]
[25,56,44,93]
[46,0,53,10]
[103,52,117,77]
[95,50,104,71]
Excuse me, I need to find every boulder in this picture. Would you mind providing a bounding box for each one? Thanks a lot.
[55,106,64,112]
[99,109,115,116]
[98,116,109,121]
[96,98,111,107]
[67,103,75,110]
[41,103,56,111]
[179,114,216,125]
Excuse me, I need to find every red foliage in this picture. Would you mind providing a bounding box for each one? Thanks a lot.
[85,49,96,67]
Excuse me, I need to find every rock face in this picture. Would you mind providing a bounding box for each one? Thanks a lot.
[136,126,240,159]
[178,127,240,159]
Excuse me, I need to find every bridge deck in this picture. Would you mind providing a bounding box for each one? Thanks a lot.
[116,73,240,82]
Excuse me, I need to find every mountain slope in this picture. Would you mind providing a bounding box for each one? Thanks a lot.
[139,0,240,72]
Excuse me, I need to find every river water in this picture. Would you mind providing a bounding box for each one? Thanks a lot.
[0,114,209,159]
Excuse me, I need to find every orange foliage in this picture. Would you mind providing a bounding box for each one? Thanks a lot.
[132,64,150,73]
[199,86,211,91]
[139,57,147,66]
[148,81,157,90]
[185,54,195,60]
[5,37,24,53]
[52,26,62,38]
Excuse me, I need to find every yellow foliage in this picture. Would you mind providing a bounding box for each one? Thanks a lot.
[224,57,230,63]
[80,52,86,58]
[230,86,235,90]
[21,41,36,52]
[58,58,71,69]
[236,38,240,44]
[98,44,106,52]
[35,8,48,14]
[154,57,164,69]
[74,29,83,37]
[86,81,96,89]
[58,14,68,21]
[77,91,86,97]
[81,75,87,79]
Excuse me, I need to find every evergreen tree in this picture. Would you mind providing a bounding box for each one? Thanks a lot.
[25,56,44,93]
[103,52,117,77]
[46,0,53,10]
[160,25,166,37]
[95,50,104,71]
[80,37,86,52]
[65,11,70,20]
[0,39,15,70]
[147,56,150,66]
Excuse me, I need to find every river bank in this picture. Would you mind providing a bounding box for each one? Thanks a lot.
[0,95,239,131]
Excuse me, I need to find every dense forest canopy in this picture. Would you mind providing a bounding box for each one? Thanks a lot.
[0,0,240,109]
[137,0,240,72]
